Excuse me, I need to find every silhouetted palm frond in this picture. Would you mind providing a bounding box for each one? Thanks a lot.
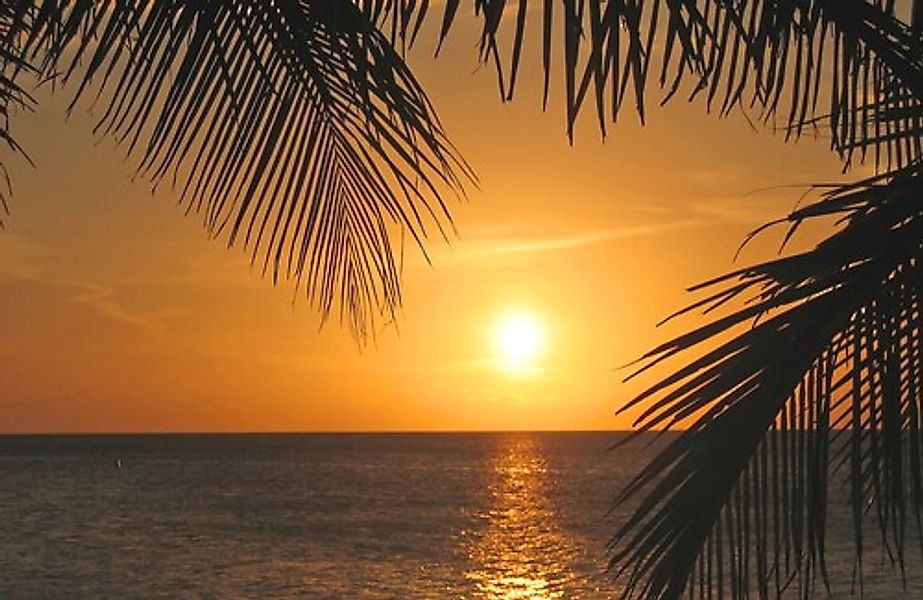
[2,1,471,339]
[0,2,40,229]
[589,2,923,596]
[611,157,923,598]
[402,0,923,171]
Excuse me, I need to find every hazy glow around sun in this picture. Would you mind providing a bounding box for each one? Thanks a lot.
[493,313,545,373]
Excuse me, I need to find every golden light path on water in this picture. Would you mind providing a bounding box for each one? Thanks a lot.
[465,436,582,598]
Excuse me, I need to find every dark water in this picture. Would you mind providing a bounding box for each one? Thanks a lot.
[0,432,919,598]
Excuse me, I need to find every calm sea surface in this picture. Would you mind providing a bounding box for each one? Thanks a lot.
[0,432,920,598]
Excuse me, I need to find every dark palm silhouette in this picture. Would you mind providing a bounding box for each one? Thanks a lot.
[0,2,472,341]
[2,2,923,598]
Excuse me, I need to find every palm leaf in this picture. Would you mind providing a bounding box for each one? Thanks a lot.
[396,0,923,171]
[2,1,471,340]
[0,1,41,229]
[609,157,923,598]
[589,3,923,597]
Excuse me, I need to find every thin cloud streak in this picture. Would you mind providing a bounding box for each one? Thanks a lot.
[70,283,173,339]
[475,220,702,255]
[414,219,703,268]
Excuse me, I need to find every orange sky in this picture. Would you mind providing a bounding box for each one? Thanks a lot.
[0,13,861,432]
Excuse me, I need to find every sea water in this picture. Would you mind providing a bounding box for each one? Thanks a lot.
[0,432,919,598]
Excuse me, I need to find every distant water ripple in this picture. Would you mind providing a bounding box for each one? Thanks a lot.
[0,432,920,598]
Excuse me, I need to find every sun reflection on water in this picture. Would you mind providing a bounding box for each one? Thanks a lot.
[465,435,580,599]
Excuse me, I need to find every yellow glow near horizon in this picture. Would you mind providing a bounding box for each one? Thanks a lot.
[493,313,545,374]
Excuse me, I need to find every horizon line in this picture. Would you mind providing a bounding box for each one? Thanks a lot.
[0,429,641,436]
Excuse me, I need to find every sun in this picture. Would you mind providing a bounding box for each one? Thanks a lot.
[493,313,545,373]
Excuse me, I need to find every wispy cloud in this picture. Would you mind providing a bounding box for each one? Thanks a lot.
[474,220,702,255]
[69,283,175,339]
[414,219,702,268]
[688,195,807,226]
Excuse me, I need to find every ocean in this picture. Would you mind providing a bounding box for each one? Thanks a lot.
[0,432,919,598]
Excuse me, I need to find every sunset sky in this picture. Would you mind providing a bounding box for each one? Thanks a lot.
[0,13,859,432]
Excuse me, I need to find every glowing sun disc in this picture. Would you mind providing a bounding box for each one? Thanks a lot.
[494,314,543,364]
